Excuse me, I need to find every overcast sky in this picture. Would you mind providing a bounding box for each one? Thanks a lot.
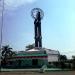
[0,0,75,58]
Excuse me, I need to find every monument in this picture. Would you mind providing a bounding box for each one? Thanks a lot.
[31,8,44,48]
[2,8,48,68]
[2,8,59,68]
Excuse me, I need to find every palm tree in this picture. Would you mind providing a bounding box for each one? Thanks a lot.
[1,45,13,66]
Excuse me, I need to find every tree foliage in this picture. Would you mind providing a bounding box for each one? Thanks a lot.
[1,45,15,65]
[72,56,75,60]
[59,55,67,61]
[26,43,35,50]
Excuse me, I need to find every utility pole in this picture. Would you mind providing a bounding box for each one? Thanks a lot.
[0,0,4,71]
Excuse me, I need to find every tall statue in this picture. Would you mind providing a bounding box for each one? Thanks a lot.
[31,8,44,48]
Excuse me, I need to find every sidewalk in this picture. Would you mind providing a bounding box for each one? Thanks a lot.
[1,68,71,72]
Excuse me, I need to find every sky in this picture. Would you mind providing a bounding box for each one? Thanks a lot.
[0,0,75,58]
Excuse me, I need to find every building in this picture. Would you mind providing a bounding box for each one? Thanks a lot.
[6,48,48,68]
[45,49,60,62]
[4,48,60,68]
[33,48,60,62]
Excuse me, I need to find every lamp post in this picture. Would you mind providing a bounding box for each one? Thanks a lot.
[0,0,4,71]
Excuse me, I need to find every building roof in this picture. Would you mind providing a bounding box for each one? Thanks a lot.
[12,48,60,57]
[26,48,40,52]
[15,48,47,57]
[44,48,60,55]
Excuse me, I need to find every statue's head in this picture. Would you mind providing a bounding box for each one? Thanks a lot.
[31,8,44,20]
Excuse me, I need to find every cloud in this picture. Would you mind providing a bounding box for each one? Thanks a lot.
[4,0,37,10]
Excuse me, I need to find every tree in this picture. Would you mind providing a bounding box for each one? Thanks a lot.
[1,45,14,65]
[59,55,67,61]
[26,43,35,50]
[72,56,75,60]
[72,55,75,69]
[59,55,67,69]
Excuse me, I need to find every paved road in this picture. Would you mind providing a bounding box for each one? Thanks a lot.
[0,71,75,75]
